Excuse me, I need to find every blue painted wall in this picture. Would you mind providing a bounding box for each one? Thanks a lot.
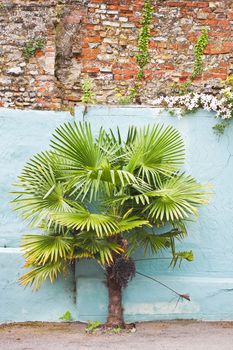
[0,108,77,322]
[1,106,233,322]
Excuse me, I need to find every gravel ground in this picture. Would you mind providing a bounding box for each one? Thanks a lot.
[1,321,233,350]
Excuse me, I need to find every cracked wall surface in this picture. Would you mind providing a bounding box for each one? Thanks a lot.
[0,0,233,109]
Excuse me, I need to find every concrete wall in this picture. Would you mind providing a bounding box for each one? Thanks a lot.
[0,108,77,322]
[1,106,233,323]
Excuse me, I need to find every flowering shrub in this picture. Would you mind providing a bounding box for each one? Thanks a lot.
[153,90,233,120]
[151,76,233,135]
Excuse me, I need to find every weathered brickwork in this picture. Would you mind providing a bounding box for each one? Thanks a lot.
[0,0,233,109]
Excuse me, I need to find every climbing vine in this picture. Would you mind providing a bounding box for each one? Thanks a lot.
[174,28,209,94]
[115,0,153,104]
[191,28,209,80]
[136,0,153,80]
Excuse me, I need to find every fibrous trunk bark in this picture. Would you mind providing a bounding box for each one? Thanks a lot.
[106,268,124,328]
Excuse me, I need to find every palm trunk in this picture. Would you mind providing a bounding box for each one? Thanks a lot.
[106,268,124,327]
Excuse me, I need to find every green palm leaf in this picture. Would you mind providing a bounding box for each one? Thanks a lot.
[146,175,211,222]
[50,122,138,199]
[126,228,171,256]
[19,262,67,291]
[21,234,74,265]
[12,121,211,290]
[52,210,119,237]
[124,124,185,181]
[74,231,123,265]
[11,152,74,226]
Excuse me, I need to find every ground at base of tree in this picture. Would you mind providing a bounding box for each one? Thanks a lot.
[1,320,233,350]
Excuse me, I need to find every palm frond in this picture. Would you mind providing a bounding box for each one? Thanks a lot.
[11,152,74,227]
[52,210,119,237]
[74,231,123,265]
[117,216,150,233]
[124,124,185,182]
[170,250,194,268]
[21,234,74,266]
[19,262,67,290]
[50,122,138,200]
[145,174,211,222]
[125,228,171,256]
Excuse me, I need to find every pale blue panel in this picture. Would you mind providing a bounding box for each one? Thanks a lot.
[0,248,77,323]
[0,108,72,247]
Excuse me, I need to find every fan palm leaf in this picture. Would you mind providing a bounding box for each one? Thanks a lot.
[145,174,211,222]
[50,122,138,199]
[11,152,74,226]
[19,262,67,291]
[124,124,185,182]
[21,234,74,266]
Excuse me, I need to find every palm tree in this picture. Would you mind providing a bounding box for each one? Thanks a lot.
[12,122,210,327]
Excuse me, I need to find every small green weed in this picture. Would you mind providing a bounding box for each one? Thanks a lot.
[59,310,72,321]
[85,320,101,333]
[23,38,45,60]
[111,326,123,334]
[80,77,96,105]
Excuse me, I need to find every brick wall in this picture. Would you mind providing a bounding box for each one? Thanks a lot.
[1,0,233,109]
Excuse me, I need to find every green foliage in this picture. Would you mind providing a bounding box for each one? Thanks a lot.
[80,77,96,104]
[213,119,231,136]
[116,94,134,105]
[23,38,45,60]
[12,122,210,290]
[174,29,208,94]
[170,250,194,268]
[111,326,122,334]
[116,0,153,102]
[115,84,141,105]
[136,0,153,80]
[212,75,233,135]
[191,28,209,80]
[59,310,72,321]
[85,320,101,333]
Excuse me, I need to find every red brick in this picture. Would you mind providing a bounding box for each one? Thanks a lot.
[209,68,228,74]
[204,19,231,26]
[81,48,100,60]
[158,64,175,70]
[81,67,100,73]
[204,45,232,55]
[203,73,228,80]
[66,95,79,101]
[167,2,186,7]
[186,2,209,7]
[35,50,44,58]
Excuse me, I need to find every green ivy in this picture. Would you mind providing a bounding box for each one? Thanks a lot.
[213,119,231,136]
[175,29,209,94]
[191,28,209,80]
[136,0,153,80]
[23,38,45,60]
